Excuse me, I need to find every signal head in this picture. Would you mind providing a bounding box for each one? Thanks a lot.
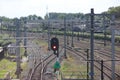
[51,37,59,51]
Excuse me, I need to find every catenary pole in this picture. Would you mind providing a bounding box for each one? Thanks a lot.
[71,21,74,47]
[24,21,27,56]
[15,19,21,78]
[90,8,94,80]
[64,17,67,58]
[111,28,115,80]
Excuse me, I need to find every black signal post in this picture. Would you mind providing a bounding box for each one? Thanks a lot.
[51,37,59,57]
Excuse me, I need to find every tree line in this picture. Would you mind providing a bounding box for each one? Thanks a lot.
[0,6,120,22]
[44,12,84,20]
[46,6,120,20]
[103,6,120,19]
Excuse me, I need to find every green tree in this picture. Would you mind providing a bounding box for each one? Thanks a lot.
[107,6,120,19]
[44,12,84,20]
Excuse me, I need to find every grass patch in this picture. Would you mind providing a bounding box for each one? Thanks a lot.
[21,60,28,71]
[34,39,48,53]
[61,55,87,71]
[61,54,87,79]
[0,59,16,78]
[34,39,47,46]
[20,43,25,56]
[0,70,8,78]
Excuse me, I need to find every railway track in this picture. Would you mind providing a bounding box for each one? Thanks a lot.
[25,36,64,80]
[66,46,120,80]
[41,34,120,80]
[28,53,56,80]
[21,32,120,80]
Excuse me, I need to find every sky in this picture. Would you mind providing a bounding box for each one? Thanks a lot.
[0,0,120,18]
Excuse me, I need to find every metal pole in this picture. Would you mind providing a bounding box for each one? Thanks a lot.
[48,21,51,50]
[90,8,94,80]
[41,57,43,80]
[101,60,104,80]
[24,23,27,57]
[64,17,67,58]
[103,14,106,46]
[67,29,69,45]
[111,28,115,80]
[56,57,60,80]
[57,49,59,57]
[85,16,89,31]
[0,19,2,34]
[82,23,84,40]
[77,31,80,41]
[71,21,74,47]
[46,9,51,50]
[67,35,69,45]
[15,19,21,78]
[86,49,89,80]
[104,26,107,46]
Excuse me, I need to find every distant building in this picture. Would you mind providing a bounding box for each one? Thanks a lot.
[7,44,16,55]
[0,47,4,58]
[115,30,120,35]
[0,47,3,53]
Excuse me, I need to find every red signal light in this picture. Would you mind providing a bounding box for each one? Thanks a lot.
[53,45,56,49]
[52,45,57,50]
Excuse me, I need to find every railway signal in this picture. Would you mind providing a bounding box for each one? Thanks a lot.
[51,37,59,56]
